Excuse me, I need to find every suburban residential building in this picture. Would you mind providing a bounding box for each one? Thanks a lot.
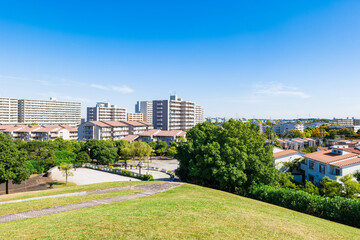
[0,97,81,126]
[137,129,186,144]
[332,118,356,125]
[0,124,78,141]
[135,101,153,123]
[301,147,360,184]
[0,97,18,124]
[136,95,204,131]
[273,149,305,172]
[195,105,205,124]
[87,102,127,122]
[272,122,304,136]
[276,138,318,150]
[127,113,144,121]
[77,120,153,140]
[122,121,153,135]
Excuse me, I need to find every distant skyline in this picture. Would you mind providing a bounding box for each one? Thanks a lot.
[1,1,360,119]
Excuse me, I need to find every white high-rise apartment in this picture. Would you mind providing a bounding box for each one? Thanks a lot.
[149,95,203,131]
[87,102,127,122]
[0,97,18,124]
[195,105,205,124]
[18,98,81,126]
[135,101,153,123]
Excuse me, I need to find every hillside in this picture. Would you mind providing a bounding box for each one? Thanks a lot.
[0,183,359,239]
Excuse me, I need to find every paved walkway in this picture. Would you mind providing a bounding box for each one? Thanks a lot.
[0,182,182,224]
[50,168,140,185]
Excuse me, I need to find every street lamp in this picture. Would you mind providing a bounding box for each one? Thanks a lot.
[88,148,92,164]
[137,161,143,175]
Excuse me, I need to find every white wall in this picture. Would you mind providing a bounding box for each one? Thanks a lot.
[275,153,305,172]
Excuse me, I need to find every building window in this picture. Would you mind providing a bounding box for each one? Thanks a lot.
[309,175,315,183]
[319,164,326,174]
[309,161,315,170]
[335,169,340,175]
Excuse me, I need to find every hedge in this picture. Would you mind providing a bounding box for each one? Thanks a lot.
[247,185,360,228]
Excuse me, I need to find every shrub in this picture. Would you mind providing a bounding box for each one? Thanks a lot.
[247,185,360,228]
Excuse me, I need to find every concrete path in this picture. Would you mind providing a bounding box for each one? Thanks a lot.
[0,182,182,224]
[50,168,140,185]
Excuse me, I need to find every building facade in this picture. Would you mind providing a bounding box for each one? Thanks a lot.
[0,97,18,124]
[0,124,78,141]
[87,102,127,122]
[301,147,360,184]
[17,98,81,126]
[135,101,153,123]
[127,113,144,121]
[195,105,205,124]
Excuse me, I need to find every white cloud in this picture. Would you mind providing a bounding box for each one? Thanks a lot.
[90,84,109,90]
[254,82,310,99]
[111,85,134,94]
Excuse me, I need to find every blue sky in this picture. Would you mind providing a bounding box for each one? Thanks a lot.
[0,1,359,119]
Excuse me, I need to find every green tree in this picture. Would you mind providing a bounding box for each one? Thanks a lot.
[284,130,305,138]
[156,141,167,158]
[176,120,277,193]
[0,133,29,194]
[338,174,360,199]
[301,180,319,195]
[277,172,296,189]
[354,170,360,182]
[55,150,77,165]
[167,146,177,158]
[319,176,342,198]
[84,139,118,165]
[75,151,91,165]
[60,163,73,185]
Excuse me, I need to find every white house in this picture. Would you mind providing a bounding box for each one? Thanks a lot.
[301,147,360,184]
[273,149,305,172]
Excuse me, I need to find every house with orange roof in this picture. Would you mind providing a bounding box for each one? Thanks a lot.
[301,147,360,184]
[273,149,305,172]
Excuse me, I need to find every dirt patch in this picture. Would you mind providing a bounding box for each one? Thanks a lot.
[0,175,51,195]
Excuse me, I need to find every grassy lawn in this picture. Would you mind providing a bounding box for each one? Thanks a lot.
[1,184,359,239]
[0,181,157,203]
[0,189,142,215]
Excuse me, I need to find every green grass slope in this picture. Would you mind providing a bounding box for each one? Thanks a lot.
[1,184,359,240]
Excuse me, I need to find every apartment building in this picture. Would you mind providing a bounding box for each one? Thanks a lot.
[272,122,304,136]
[0,97,18,124]
[332,118,356,125]
[137,129,186,144]
[135,101,153,123]
[195,105,205,124]
[87,102,127,122]
[301,147,360,184]
[127,113,144,121]
[18,98,81,126]
[78,120,153,140]
[0,124,78,141]
[122,121,153,135]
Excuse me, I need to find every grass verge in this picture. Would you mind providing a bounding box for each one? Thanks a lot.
[1,184,359,239]
[0,181,157,202]
[0,189,142,215]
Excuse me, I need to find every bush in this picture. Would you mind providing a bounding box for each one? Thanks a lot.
[27,160,45,174]
[247,185,360,228]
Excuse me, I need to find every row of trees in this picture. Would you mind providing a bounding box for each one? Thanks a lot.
[176,120,360,199]
[0,132,178,194]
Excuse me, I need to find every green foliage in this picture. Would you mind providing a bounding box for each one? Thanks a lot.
[299,180,319,195]
[60,163,74,185]
[148,141,157,150]
[282,158,304,172]
[84,139,118,165]
[354,170,360,182]
[55,150,77,165]
[283,130,305,138]
[167,146,177,158]
[319,176,342,198]
[247,185,360,228]
[302,146,318,153]
[176,120,277,193]
[0,133,29,194]
[75,151,91,164]
[27,160,45,174]
[276,172,296,189]
[338,174,360,199]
